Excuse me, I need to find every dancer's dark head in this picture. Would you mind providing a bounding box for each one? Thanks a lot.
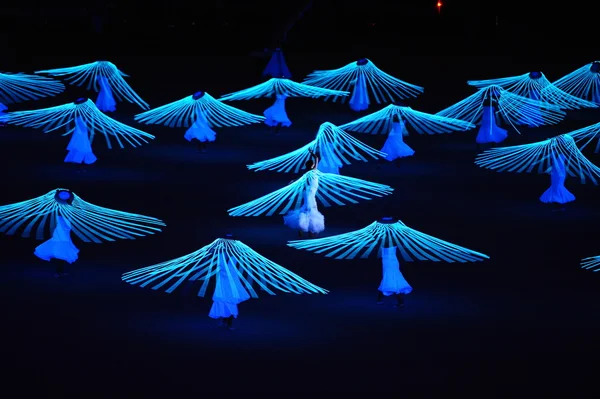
[591,62,600,73]
[223,233,235,240]
[193,91,205,100]
[305,159,316,169]
[392,100,405,107]
[55,189,74,205]
[529,71,542,79]
[356,58,368,66]
[392,114,401,123]
[379,216,397,224]
[74,97,87,105]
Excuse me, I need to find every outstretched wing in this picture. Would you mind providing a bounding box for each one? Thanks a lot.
[247,123,385,173]
[343,105,474,135]
[0,190,165,242]
[220,78,348,101]
[567,122,600,153]
[228,170,393,216]
[553,63,600,103]
[475,135,600,184]
[135,92,264,128]
[8,100,155,149]
[122,239,327,297]
[304,60,423,103]
[581,256,600,272]
[0,72,65,105]
[36,61,149,110]
[288,221,489,262]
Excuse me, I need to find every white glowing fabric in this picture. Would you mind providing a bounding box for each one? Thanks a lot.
[248,122,386,173]
[475,134,600,185]
[228,169,393,217]
[287,219,489,262]
[0,189,165,243]
[122,238,328,297]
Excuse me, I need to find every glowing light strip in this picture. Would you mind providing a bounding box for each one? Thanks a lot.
[220,77,349,101]
[0,72,64,104]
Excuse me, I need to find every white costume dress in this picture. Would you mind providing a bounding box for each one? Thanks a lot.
[283,173,325,234]
[476,106,508,144]
[264,94,292,127]
[378,246,412,296]
[208,256,251,319]
[540,154,576,204]
[317,143,343,174]
[184,112,216,143]
[381,121,415,160]
[34,216,80,264]
[95,76,117,112]
[349,73,370,112]
[64,117,97,164]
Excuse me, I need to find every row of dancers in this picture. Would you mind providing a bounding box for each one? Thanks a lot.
[1,52,599,329]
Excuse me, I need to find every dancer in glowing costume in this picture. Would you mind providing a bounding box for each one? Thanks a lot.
[64,116,97,171]
[247,122,385,174]
[283,150,325,237]
[0,189,165,263]
[341,101,473,159]
[303,58,423,111]
[287,217,489,305]
[220,77,349,134]
[263,48,292,79]
[122,234,327,330]
[135,91,263,152]
[0,71,64,119]
[553,61,600,104]
[475,134,600,204]
[36,61,149,111]
[6,98,154,162]
[468,72,598,110]
[437,85,566,145]
[34,216,79,277]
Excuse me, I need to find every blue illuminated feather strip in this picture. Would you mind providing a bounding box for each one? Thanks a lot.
[567,122,600,153]
[36,61,149,110]
[475,134,600,185]
[303,58,423,104]
[552,62,600,104]
[581,256,600,272]
[122,238,328,297]
[7,99,154,149]
[134,92,264,128]
[220,77,349,101]
[248,122,386,173]
[228,169,393,217]
[436,85,566,127]
[287,220,489,262]
[468,73,598,110]
[0,72,64,105]
[0,189,165,243]
[340,104,474,135]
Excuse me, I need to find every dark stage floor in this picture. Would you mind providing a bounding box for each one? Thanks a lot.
[1,54,599,394]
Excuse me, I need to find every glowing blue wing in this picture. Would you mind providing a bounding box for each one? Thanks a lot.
[553,62,600,104]
[475,134,600,184]
[581,256,600,272]
[248,122,386,173]
[228,169,393,216]
[303,59,423,104]
[263,49,292,79]
[0,189,165,243]
[0,72,64,105]
[7,99,154,149]
[220,78,348,101]
[36,61,149,110]
[567,122,600,153]
[436,85,566,127]
[468,73,598,110]
[134,92,264,128]
[288,220,489,262]
[341,104,474,135]
[122,238,328,297]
